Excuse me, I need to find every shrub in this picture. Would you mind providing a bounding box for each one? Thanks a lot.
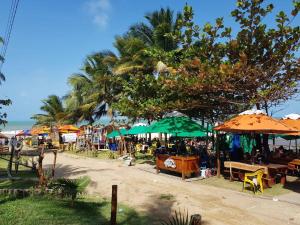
[49,176,90,206]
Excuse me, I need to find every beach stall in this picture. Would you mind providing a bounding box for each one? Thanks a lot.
[214,110,298,190]
[148,116,206,179]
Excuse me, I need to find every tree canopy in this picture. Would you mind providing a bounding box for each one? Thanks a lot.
[33,0,300,126]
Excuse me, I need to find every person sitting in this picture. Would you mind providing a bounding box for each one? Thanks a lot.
[179,140,187,155]
[243,152,251,162]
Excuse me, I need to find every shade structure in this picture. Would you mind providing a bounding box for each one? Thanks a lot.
[148,116,206,135]
[16,130,31,136]
[173,130,206,137]
[58,125,79,133]
[280,116,300,136]
[214,112,298,134]
[107,128,128,138]
[127,125,149,135]
[0,133,8,138]
[31,126,50,135]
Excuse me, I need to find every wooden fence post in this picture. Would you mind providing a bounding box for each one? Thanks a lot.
[190,214,202,225]
[111,185,118,225]
[52,150,57,177]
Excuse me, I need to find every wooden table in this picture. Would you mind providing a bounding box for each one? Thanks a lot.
[224,161,288,186]
[156,154,200,179]
[288,159,300,173]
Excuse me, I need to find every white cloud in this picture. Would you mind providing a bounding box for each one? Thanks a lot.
[85,0,111,28]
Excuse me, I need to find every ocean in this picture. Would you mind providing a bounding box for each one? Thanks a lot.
[0,121,35,131]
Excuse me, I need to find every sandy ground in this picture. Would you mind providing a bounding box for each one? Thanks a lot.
[44,153,300,225]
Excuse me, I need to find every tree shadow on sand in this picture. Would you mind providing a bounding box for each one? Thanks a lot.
[140,193,211,225]
[283,176,300,194]
[44,164,113,178]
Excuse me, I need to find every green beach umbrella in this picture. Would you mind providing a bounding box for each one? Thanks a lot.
[107,128,128,138]
[173,130,206,137]
[148,116,206,135]
[127,125,149,135]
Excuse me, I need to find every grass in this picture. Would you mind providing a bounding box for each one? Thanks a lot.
[66,150,119,160]
[65,149,155,165]
[159,194,175,201]
[197,176,295,196]
[0,158,38,189]
[135,152,155,165]
[0,195,151,225]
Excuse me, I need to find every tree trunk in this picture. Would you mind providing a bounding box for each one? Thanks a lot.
[216,132,221,178]
[37,145,47,187]
[52,150,57,178]
[7,143,15,178]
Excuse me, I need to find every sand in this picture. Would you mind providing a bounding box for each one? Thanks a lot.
[43,153,300,225]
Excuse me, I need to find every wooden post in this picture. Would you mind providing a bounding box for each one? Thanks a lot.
[111,185,118,225]
[295,139,298,155]
[216,132,221,178]
[7,141,15,178]
[37,145,46,186]
[52,150,57,177]
[190,214,202,225]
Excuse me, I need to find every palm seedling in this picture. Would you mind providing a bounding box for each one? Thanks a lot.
[49,176,90,206]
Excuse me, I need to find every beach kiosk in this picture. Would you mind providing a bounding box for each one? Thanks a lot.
[214,110,298,189]
[148,116,206,179]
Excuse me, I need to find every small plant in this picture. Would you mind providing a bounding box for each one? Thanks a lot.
[159,194,175,201]
[49,176,90,206]
[161,211,201,225]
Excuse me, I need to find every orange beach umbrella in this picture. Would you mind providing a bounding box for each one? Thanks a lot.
[58,125,79,133]
[280,114,300,136]
[214,110,298,134]
[30,126,50,135]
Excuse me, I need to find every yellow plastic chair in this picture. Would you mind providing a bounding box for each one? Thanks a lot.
[135,144,142,152]
[243,169,264,194]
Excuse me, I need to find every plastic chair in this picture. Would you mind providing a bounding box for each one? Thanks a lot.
[243,169,264,194]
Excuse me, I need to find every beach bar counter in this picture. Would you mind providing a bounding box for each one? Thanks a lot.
[156,154,200,179]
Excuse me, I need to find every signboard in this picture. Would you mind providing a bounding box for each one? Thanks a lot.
[164,158,176,168]
[62,133,77,143]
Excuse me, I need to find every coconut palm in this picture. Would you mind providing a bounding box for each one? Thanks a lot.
[129,8,179,51]
[112,8,180,76]
[31,95,67,126]
[64,51,119,124]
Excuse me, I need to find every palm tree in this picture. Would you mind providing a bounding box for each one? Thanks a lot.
[129,8,179,51]
[112,8,180,76]
[64,51,118,125]
[31,95,67,126]
[0,37,6,84]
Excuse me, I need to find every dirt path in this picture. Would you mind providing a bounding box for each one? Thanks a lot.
[44,153,300,225]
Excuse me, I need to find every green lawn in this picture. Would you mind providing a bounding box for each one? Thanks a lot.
[197,176,297,196]
[66,150,119,160]
[0,195,151,225]
[0,157,38,189]
[135,152,155,165]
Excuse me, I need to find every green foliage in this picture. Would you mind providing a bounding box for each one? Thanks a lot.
[49,176,91,206]
[161,211,193,225]
[33,2,300,125]
[0,36,11,126]
[31,95,67,126]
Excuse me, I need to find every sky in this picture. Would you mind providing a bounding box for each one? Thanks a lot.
[0,0,299,121]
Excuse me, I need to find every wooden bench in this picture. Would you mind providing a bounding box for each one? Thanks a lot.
[223,161,287,187]
[0,145,9,153]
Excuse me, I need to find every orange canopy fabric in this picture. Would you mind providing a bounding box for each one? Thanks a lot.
[0,133,8,138]
[214,114,298,134]
[280,119,300,136]
[58,125,79,133]
[31,126,50,135]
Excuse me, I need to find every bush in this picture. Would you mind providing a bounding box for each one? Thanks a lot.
[49,176,90,206]
[161,211,201,225]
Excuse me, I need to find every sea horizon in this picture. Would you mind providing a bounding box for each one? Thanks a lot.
[0,120,35,131]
